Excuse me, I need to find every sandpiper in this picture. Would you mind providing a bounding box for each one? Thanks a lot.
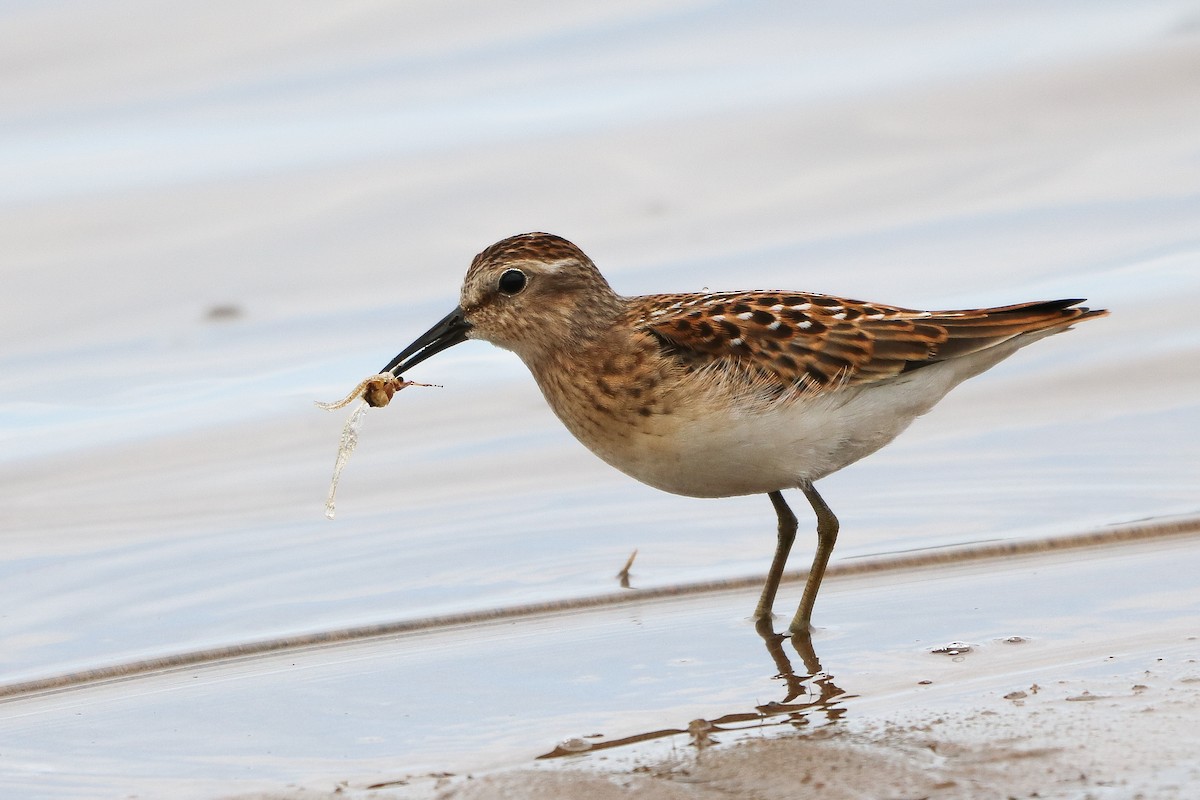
[380,233,1107,635]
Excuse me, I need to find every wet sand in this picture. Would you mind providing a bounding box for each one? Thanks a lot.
[439,542,1200,800]
[3,520,1198,799]
[247,522,1200,800]
[2,2,1200,798]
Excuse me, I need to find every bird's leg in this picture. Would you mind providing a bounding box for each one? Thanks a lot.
[789,481,839,636]
[754,490,798,630]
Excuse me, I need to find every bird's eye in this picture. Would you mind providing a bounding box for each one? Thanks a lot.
[497,269,527,296]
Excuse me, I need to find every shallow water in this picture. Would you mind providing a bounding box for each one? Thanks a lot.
[3,527,1198,799]
[2,1,1200,797]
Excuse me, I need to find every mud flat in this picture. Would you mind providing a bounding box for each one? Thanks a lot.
[3,519,1198,799]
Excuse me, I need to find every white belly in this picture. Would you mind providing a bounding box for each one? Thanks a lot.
[580,388,911,497]
[542,346,1023,498]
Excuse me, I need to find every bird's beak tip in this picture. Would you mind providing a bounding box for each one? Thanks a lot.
[380,307,471,376]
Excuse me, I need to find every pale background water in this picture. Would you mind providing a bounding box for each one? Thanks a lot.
[1,1,1199,796]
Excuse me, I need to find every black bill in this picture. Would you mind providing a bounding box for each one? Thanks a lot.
[381,307,472,376]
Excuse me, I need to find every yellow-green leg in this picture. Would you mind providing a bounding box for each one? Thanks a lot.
[754,490,797,628]
[789,482,839,636]
[753,484,841,636]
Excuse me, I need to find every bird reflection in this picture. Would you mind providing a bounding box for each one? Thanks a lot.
[537,625,849,760]
[754,624,848,726]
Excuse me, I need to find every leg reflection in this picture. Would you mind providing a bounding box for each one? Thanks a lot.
[754,623,848,724]
[538,623,851,759]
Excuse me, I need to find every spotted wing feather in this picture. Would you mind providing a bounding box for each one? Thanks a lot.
[632,291,1105,392]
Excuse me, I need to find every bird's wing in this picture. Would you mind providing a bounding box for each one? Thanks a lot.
[630,291,1104,391]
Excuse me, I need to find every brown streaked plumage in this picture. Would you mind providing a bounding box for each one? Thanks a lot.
[380,232,1108,636]
[632,291,1098,393]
